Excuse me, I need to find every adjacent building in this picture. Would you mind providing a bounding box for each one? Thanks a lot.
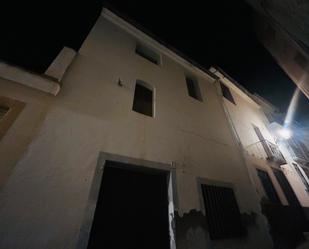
[255,12,309,99]
[254,94,309,209]
[211,67,309,248]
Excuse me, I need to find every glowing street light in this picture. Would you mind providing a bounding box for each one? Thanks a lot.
[278,128,292,140]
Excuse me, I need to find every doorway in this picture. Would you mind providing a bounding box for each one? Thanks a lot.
[257,169,281,204]
[86,160,171,249]
[273,169,300,207]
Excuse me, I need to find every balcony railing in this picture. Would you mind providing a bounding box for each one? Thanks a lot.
[246,139,286,164]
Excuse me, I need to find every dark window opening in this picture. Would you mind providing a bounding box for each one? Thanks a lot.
[201,184,246,240]
[294,52,308,70]
[186,76,202,101]
[135,44,160,65]
[220,82,236,105]
[293,163,309,192]
[257,169,281,203]
[87,161,170,249]
[0,96,25,140]
[0,106,9,120]
[132,81,153,117]
[273,169,301,207]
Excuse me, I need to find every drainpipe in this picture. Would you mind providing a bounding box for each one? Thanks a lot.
[213,77,261,204]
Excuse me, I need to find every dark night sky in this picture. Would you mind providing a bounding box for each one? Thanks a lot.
[1,0,308,125]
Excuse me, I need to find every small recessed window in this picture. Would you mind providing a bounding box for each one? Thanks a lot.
[0,106,9,120]
[201,184,246,239]
[294,52,308,70]
[135,44,160,65]
[186,76,202,101]
[132,80,153,117]
[220,82,236,105]
[0,96,25,140]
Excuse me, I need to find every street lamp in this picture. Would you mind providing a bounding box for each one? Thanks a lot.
[278,128,292,140]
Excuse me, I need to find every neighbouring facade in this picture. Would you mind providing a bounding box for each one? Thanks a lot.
[254,95,309,210]
[211,67,309,248]
[0,7,294,249]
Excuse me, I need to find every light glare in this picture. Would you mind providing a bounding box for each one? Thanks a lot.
[278,128,292,139]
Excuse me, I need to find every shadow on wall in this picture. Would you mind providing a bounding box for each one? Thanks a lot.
[174,210,209,249]
[174,209,258,249]
[261,201,308,249]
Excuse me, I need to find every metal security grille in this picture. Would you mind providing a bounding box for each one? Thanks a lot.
[0,106,9,120]
[201,184,246,240]
[135,44,160,65]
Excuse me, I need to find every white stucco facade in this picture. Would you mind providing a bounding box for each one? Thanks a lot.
[0,8,273,249]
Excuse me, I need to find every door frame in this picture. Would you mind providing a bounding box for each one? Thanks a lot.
[75,152,178,249]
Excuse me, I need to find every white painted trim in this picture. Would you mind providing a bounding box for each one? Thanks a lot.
[76,152,177,249]
[101,8,216,83]
[45,47,76,82]
[0,62,60,95]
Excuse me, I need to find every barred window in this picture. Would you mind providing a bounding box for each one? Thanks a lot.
[201,184,245,239]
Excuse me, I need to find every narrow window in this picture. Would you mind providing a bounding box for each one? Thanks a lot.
[0,106,9,120]
[135,44,160,65]
[132,80,153,117]
[0,96,25,140]
[186,76,202,101]
[293,163,309,192]
[201,184,245,239]
[257,169,281,203]
[220,82,236,105]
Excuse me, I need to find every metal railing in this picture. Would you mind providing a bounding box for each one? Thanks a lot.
[246,139,286,164]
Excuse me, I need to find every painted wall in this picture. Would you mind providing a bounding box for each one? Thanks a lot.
[276,136,309,207]
[0,78,53,187]
[218,79,290,205]
[0,13,272,249]
[253,96,309,208]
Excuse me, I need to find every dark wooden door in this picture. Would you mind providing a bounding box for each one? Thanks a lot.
[87,161,170,249]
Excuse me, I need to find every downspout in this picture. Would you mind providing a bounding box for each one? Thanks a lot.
[213,78,260,204]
